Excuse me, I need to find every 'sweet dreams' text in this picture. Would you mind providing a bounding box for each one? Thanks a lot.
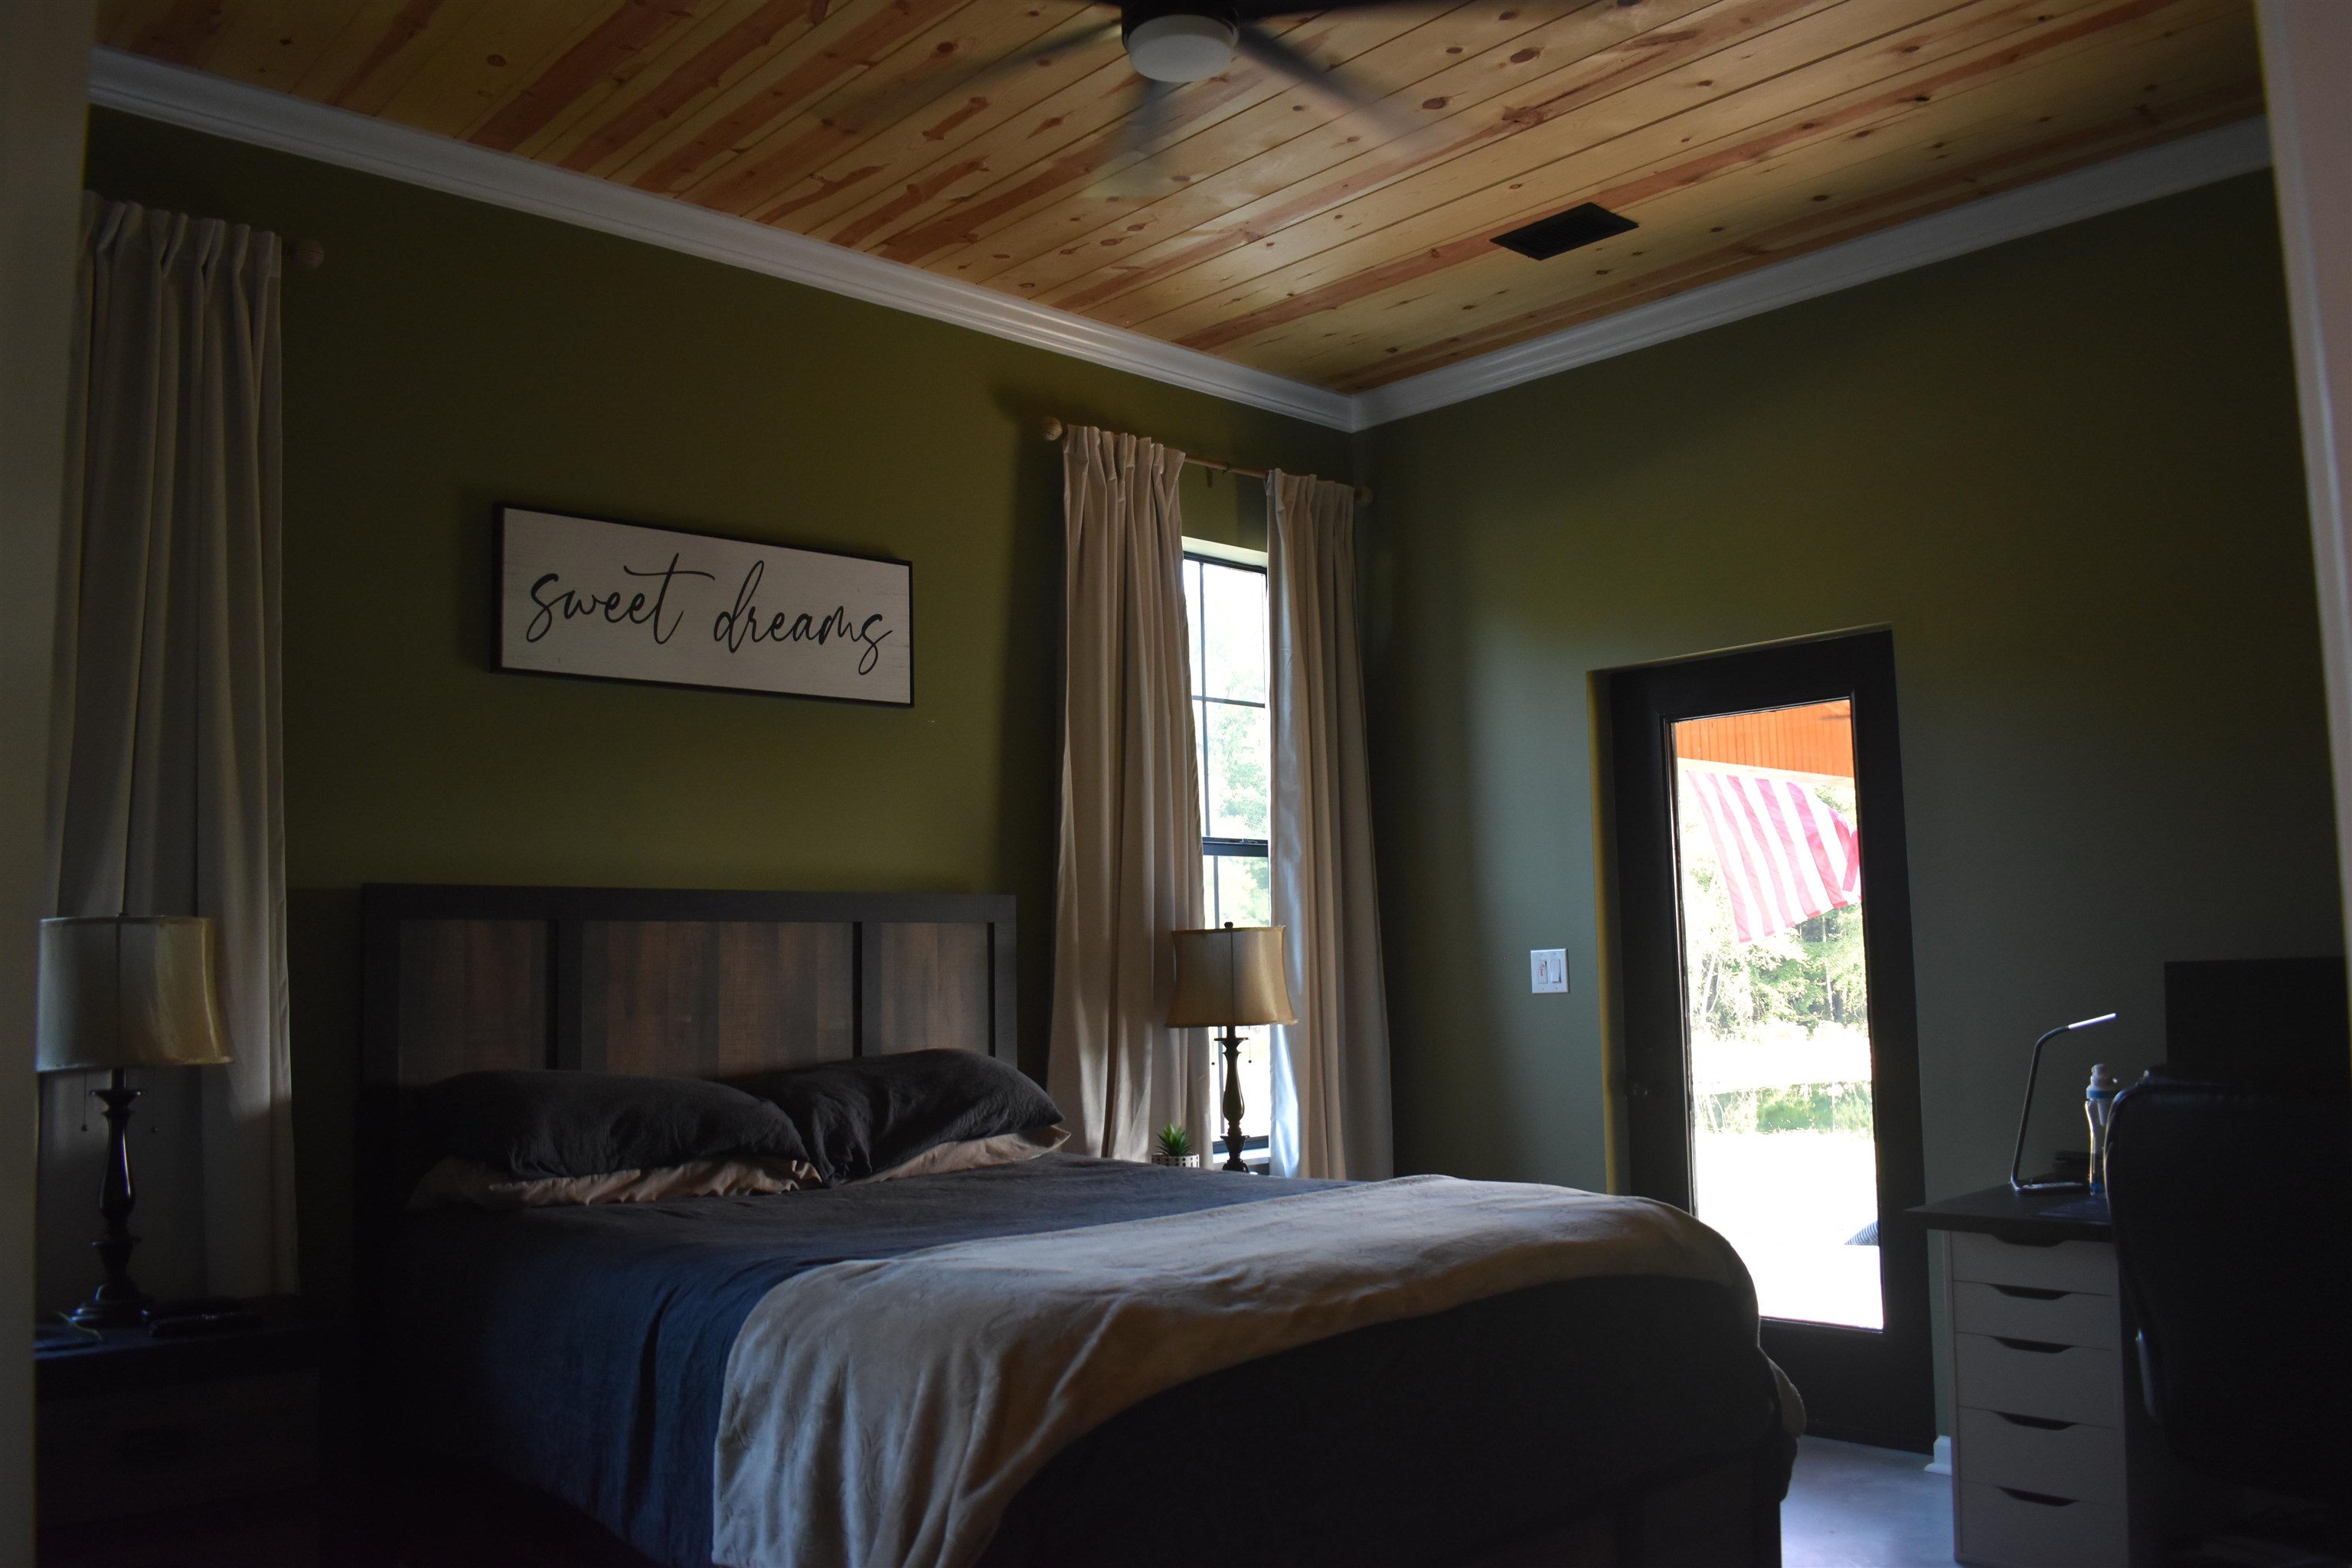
[528,553,894,677]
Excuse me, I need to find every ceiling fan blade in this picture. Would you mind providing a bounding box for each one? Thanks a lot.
[1232,23,1407,134]
[987,15,1125,77]
[1106,78,1181,199]
[817,15,1122,138]
[1231,0,1438,21]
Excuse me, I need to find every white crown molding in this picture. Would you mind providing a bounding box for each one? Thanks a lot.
[1353,116,2274,428]
[84,47,1357,432]
[88,47,2269,436]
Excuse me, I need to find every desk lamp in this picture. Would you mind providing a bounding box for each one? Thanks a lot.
[1168,923,1295,1173]
[37,916,234,1326]
[2008,1010,2117,1193]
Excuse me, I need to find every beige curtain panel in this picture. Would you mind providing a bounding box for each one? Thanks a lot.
[1267,471,1393,1181]
[1048,426,1211,1162]
[40,194,296,1304]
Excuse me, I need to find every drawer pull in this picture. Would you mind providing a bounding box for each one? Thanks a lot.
[1991,1284,2069,1301]
[1992,1336,2071,1354]
[1998,1488,2079,1508]
[1994,1411,2076,1431]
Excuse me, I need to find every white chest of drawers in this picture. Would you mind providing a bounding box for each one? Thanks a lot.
[1919,1191,2213,1568]
[1947,1230,2131,1567]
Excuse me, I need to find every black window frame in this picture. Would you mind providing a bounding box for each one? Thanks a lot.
[1183,549,1272,1170]
[1183,550,1271,911]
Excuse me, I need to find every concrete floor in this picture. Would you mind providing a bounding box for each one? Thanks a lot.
[1783,1436,1958,1568]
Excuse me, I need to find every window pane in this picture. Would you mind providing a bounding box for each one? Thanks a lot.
[1673,701,1880,1331]
[1198,562,1266,704]
[1202,851,1274,1161]
[1186,553,1275,1171]
[1202,701,1269,841]
[1194,697,1214,832]
[1182,559,1205,691]
[1224,1025,1272,1146]
[1211,851,1270,927]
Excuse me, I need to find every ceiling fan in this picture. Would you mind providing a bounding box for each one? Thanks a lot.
[1086,1,1399,88]
[851,1,1418,188]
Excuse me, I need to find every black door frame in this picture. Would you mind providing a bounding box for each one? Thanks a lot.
[1602,629,1932,1452]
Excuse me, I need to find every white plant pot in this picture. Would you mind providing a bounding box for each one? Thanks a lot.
[1149,1152,1201,1168]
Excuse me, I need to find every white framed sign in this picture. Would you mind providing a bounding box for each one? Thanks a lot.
[497,506,912,706]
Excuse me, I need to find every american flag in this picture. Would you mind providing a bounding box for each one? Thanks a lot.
[1679,764,1861,945]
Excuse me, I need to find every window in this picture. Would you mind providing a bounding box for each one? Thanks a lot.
[1181,547,1272,1171]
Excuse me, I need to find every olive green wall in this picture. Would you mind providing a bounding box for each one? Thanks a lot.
[63,111,2340,1369]
[1357,171,2341,1286]
[70,109,1339,1311]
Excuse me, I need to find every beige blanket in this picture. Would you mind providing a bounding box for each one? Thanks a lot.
[710,1173,1798,1568]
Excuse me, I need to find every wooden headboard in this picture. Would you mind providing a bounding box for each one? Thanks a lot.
[358,884,1017,1228]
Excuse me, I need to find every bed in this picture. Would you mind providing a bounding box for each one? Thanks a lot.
[358,884,1797,1568]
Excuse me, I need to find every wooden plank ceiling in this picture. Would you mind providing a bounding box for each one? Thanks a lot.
[104,0,2263,392]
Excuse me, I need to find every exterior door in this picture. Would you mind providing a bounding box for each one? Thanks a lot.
[1605,630,1932,1450]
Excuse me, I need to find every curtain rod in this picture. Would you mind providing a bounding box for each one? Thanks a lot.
[1040,417,1371,505]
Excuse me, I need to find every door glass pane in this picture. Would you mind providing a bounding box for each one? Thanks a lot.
[1672,700,1880,1330]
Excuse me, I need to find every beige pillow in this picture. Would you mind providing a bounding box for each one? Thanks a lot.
[853,1125,1070,1184]
[408,1153,818,1211]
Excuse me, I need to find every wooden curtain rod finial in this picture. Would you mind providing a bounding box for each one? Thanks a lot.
[291,238,325,271]
[1041,416,1065,441]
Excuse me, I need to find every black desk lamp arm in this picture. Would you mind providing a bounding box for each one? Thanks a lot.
[2008,1011,2118,1193]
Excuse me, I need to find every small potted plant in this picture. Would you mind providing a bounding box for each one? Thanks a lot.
[1150,1123,1200,1168]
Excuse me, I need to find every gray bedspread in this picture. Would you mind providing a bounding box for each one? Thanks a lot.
[388,1155,1792,1568]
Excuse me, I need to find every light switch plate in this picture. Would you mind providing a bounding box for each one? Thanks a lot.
[1530,949,1567,994]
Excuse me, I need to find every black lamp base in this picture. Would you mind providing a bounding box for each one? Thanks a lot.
[1218,1028,1253,1174]
[67,1279,153,1330]
[72,1070,150,1328]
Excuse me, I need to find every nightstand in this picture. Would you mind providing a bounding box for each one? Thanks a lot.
[35,1297,326,1534]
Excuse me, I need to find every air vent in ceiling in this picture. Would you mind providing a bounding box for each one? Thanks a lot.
[1492,202,1638,261]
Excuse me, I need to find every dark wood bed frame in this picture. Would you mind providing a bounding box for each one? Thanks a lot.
[351,882,1781,1568]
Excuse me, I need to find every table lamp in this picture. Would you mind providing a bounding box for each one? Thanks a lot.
[2007,1010,2117,1193]
[37,916,234,1326]
[1169,923,1295,1173]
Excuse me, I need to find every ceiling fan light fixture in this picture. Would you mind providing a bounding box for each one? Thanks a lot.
[1125,13,1238,82]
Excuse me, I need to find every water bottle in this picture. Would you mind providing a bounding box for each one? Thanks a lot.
[2085,1064,2120,1194]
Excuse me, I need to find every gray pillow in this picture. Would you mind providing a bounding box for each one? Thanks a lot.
[421,1069,811,1180]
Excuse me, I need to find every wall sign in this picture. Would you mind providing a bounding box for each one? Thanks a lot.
[497,506,912,706]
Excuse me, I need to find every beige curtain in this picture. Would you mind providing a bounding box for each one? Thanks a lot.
[38,194,295,1305]
[1267,472,1392,1180]
[1048,427,1211,1161]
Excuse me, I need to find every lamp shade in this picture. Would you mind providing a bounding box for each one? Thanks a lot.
[1168,924,1295,1027]
[36,916,234,1072]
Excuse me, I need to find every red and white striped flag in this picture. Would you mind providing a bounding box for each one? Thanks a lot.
[1679,765,1861,945]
